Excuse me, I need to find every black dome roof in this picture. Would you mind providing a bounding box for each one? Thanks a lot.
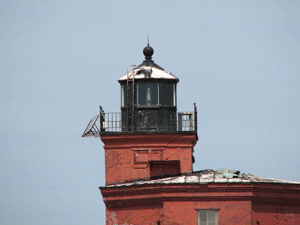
[143,44,154,59]
[139,44,164,70]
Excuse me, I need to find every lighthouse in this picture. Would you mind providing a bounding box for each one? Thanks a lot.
[82,44,300,225]
[83,43,198,185]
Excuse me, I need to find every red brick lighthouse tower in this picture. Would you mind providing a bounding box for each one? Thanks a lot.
[99,43,198,185]
[83,43,197,223]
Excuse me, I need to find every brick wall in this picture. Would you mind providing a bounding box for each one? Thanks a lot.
[104,200,252,225]
[106,207,162,225]
[163,200,252,225]
[101,133,197,184]
[252,204,300,225]
[101,184,300,225]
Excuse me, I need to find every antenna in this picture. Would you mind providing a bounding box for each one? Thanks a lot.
[147,35,149,46]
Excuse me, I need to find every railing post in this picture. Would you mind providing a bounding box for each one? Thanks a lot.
[194,103,197,132]
[100,106,105,133]
[178,113,182,131]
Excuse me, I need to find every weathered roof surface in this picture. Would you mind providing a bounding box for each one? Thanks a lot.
[118,66,179,81]
[106,169,300,188]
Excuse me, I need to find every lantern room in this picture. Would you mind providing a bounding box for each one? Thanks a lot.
[118,44,180,132]
[82,43,197,137]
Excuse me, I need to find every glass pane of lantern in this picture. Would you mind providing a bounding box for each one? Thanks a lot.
[121,84,126,106]
[137,83,158,106]
[121,84,133,106]
[159,83,174,106]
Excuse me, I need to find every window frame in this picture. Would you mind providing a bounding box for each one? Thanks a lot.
[122,81,177,107]
[197,209,218,225]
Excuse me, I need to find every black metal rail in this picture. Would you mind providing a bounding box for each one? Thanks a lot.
[99,105,197,134]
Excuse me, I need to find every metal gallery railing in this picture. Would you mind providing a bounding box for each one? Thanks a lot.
[99,105,197,133]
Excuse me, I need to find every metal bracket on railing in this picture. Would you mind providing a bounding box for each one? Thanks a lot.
[82,115,100,137]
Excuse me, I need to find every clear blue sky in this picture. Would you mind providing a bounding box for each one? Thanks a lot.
[1,1,300,224]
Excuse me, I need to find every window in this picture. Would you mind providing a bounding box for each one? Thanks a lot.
[159,83,175,106]
[198,210,218,225]
[150,160,180,178]
[137,82,158,106]
[121,84,133,107]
